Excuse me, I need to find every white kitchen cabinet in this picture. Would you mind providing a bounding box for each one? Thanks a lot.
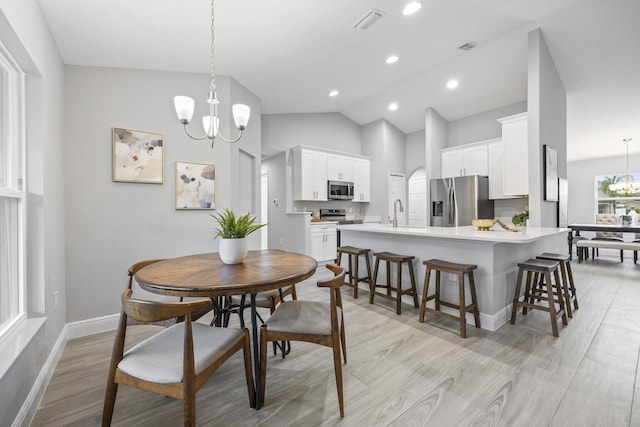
[488,138,512,199]
[327,153,353,181]
[441,142,488,177]
[310,223,337,262]
[497,112,528,196]
[292,147,328,201]
[352,158,371,202]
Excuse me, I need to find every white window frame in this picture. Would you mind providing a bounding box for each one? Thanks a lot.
[0,38,26,338]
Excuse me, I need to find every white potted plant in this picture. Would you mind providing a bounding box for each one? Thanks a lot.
[212,209,266,264]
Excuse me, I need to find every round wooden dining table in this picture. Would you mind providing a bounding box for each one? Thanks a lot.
[135,249,318,409]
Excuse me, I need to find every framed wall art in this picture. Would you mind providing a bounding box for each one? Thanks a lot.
[543,144,558,201]
[112,127,164,183]
[558,177,568,227]
[175,161,215,209]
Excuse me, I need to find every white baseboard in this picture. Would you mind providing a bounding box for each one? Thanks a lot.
[13,325,67,427]
[66,313,119,339]
[14,314,120,426]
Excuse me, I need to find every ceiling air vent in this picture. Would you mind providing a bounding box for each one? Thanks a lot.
[458,42,476,51]
[353,9,386,30]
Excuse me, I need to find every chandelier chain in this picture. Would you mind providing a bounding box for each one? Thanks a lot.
[210,0,216,91]
[173,0,249,145]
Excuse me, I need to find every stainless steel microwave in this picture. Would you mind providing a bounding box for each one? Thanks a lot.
[328,180,354,200]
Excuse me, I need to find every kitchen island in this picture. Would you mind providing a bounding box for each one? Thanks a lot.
[338,223,568,331]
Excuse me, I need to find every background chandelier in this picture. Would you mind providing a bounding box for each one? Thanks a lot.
[173,0,250,147]
[609,138,640,195]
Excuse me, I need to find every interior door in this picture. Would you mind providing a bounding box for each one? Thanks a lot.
[408,168,427,226]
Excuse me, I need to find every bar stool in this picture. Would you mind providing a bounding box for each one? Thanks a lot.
[510,258,568,337]
[370,252,419,314]
[536,253,579,318]
[419,259,481,338]
[336,246,372,299]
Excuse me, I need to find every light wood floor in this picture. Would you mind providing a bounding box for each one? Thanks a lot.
[32,251,640,426]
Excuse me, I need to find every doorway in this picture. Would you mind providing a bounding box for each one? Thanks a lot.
[261,171,268,249]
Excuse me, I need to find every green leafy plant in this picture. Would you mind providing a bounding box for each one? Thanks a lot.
[512,210,529,226]
[211,209,266,239]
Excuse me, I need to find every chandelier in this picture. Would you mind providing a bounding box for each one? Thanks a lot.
[173,0,250,147]
[609,138,640,195]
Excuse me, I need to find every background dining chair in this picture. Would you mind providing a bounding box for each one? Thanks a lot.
[102,290,254,426]
[591,213,624,260]
[259,264,347,417]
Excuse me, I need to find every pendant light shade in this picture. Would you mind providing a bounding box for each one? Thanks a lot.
[174,96,195,124]
[233,104,251,130]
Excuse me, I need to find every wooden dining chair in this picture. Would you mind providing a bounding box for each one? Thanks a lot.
[127,259,213,326]
[259,264,347,417]
[229,285,298,356]
[102,289,255,427]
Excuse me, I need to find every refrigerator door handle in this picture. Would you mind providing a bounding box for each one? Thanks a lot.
[448,179,456,227]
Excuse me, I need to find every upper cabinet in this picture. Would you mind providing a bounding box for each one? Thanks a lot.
[488,138,519,200]
[292,147,328,201]
[292,145,370,202]
[327,153,353,182]
[441,142,489,178]
[497,112,528,196]
[352,158,371,202]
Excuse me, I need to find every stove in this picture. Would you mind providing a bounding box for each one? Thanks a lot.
[319,208,363,225]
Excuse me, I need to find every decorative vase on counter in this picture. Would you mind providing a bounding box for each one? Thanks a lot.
[219,238,248,264]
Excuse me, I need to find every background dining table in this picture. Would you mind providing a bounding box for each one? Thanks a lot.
[568,223,640,259]
[134,249,318,409]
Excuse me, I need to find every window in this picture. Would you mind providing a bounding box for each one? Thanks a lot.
[0,39,25,337]
[595,174,640,219]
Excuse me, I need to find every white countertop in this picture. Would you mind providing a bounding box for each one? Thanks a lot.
[337,223,570,244]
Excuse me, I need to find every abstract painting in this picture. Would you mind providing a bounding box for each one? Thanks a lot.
[112,127,164,183]
[175,162,215,209]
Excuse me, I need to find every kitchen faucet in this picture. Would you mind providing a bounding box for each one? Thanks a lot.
[393,198,404,228]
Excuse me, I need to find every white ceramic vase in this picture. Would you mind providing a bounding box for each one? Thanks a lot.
[218,238,248,264]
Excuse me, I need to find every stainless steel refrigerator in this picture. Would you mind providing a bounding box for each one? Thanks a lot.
[430,175,494,227]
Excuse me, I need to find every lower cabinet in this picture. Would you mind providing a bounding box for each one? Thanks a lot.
[310,223,337,262]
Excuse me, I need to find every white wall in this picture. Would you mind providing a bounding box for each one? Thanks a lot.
[0,2,65,425]
[262,112,362,155]
[64,66,261,322]
[406,129,426,177]
[528,29,567,227]
[448,101,527,147]
[361,119,406,221]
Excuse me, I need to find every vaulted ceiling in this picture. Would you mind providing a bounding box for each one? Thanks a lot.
[38,0,640,161]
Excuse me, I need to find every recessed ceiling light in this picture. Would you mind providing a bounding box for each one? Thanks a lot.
[446,79,459,89]
[329,90,339,97]
[403,1,422,16]
[388,103,398,111]
[386,55,399,64]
